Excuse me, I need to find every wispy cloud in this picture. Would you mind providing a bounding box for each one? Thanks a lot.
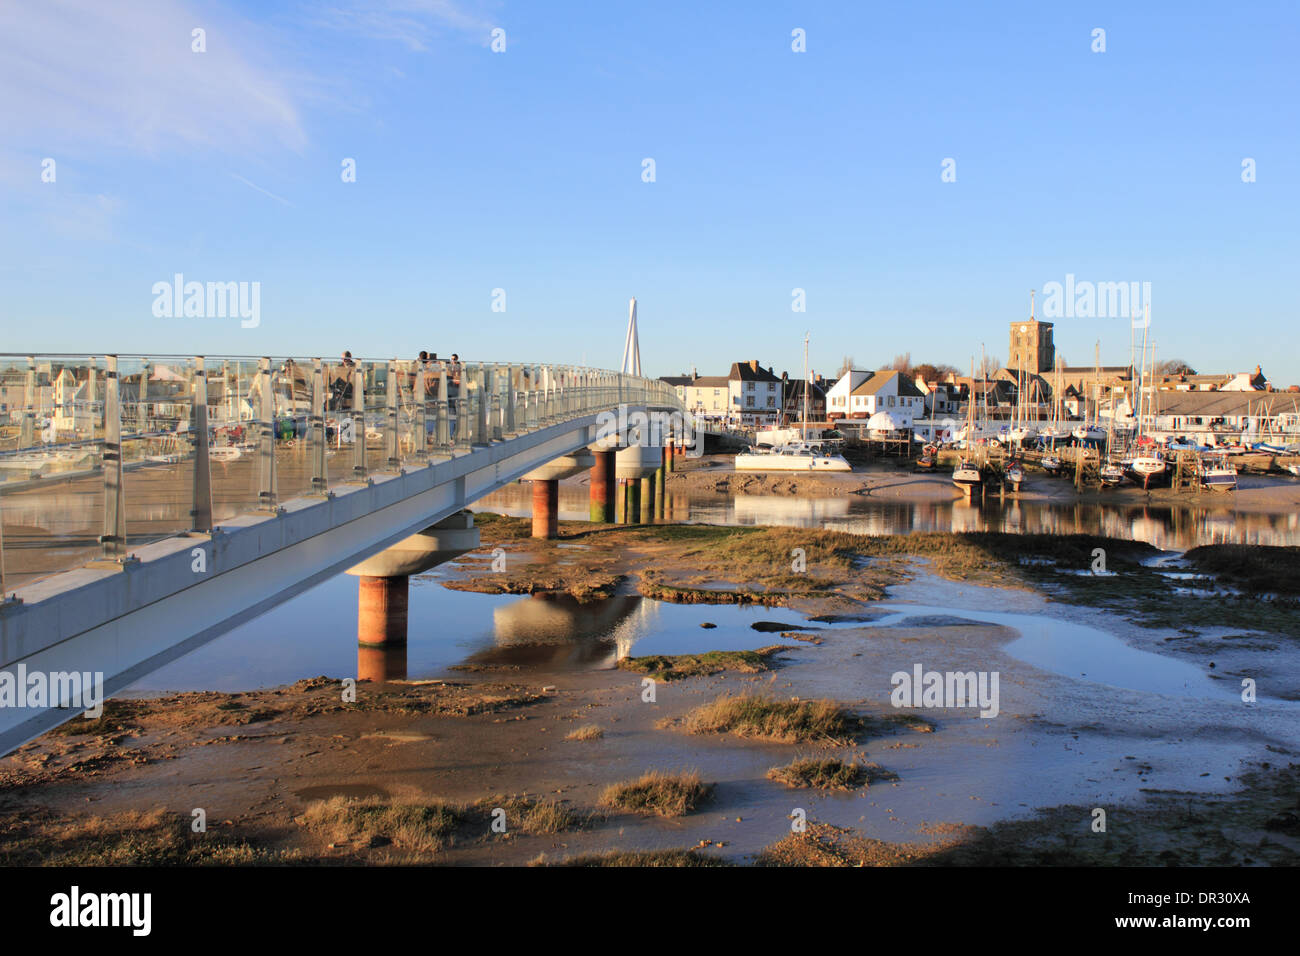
[310,0,497,52]
[230,173,293,206]
[0,0,307,157]
[0,151,124,241]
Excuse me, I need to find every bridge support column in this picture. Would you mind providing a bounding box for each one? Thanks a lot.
[357,575,408,647]
[654,451,665,519]
[589,449,614,522]
[625,479,640,524]
[346,511,480,681]
[531,479,559,539]
[640,475,653,523]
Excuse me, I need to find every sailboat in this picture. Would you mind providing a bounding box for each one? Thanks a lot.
[735,335,851,473]
[1123,304,1169,489]
[952,357,984,496]
[1039,357,1070,443]
[1072,342,1107,442]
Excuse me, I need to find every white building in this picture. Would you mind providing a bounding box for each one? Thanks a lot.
[826,369,925,427]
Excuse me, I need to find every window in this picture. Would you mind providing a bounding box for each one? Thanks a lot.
[746,396,754,408]
[767,397,775,407]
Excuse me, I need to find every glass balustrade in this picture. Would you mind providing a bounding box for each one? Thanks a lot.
[0,353,682,593]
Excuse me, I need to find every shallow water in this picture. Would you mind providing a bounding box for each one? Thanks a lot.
[127,576,826,693]
[865,604,1245,703]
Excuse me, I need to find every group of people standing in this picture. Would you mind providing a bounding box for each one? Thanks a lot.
[324,351,464,441]
[415,351,462,397]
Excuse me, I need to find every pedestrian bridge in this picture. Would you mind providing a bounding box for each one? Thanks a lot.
[0,354,685,753]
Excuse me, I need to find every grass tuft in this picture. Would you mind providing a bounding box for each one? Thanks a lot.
[599,771,713,817]
[673,693,862,745]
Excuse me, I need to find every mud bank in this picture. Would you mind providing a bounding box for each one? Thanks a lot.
[2,522,1297,866]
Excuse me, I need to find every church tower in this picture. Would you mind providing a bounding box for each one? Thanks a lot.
[1009,319,1054,373]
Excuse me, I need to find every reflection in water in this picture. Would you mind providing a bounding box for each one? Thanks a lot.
[683,493,1300,551]
[357,644,408,683]
[469,594,644,669]
[475,482,1300,550]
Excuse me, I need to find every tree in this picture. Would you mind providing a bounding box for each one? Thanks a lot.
[978,355,1002,378]
[913,362,957,383]
[1157,359,1196,376]
[890,352,912,375]
[838,355,855,377]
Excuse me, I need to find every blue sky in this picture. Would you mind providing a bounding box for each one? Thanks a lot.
[2,0,1297,384]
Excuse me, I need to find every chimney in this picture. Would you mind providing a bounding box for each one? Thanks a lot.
[749,360,758,373]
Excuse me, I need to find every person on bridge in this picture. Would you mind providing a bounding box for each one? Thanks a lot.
[328,353,355,411]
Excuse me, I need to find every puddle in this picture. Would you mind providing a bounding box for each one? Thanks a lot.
[294,784,388,802]
[862,604,1250,702]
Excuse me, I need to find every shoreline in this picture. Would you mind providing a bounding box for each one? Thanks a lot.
[659,454,1300,514]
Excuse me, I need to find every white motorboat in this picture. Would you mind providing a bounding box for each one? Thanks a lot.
[209,445,243,462]
[736,333,851,474]
[1199,453,1238,491]
[735,442,851,472]
[952,458,983,496]
[1072,424,1106,442]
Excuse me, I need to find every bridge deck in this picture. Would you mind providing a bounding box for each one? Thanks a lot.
[0,354,682,752]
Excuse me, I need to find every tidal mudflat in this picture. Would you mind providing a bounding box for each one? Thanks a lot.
[2,518,1296,866]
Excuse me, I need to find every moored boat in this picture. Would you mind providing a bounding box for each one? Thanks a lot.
[1005,460,1024,491]
[1099,460,1125,487]
[1125,454,1169,489]
[734,441,852,472]
[952,458,983,496]
[1199,453,1238,491]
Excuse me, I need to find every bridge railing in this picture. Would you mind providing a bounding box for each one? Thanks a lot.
[0,354,680,594]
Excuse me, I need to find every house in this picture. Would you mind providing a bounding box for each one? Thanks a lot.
[916,378,960,417]
[52,368,95,435]
[826,369,925,427]
[0,366,53,423]
[777,373,827,423]
[1150,390,1296,437]
[673,374,732,421]
[1157,366,1268,392]
[728,360,782,426]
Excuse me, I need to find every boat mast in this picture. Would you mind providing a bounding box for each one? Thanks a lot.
[801,331,810,444]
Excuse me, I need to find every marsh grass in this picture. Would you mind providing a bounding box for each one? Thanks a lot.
[617,646,788,681]
[45,699,148,737]
[1185,544,1300,597]
[302,797,462,853]
[766,757,864,790]
[673,693,863,745]
[599,771,713,817]
[483,796,585,835]
[0,807,279,866]
[563,724,604,741]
